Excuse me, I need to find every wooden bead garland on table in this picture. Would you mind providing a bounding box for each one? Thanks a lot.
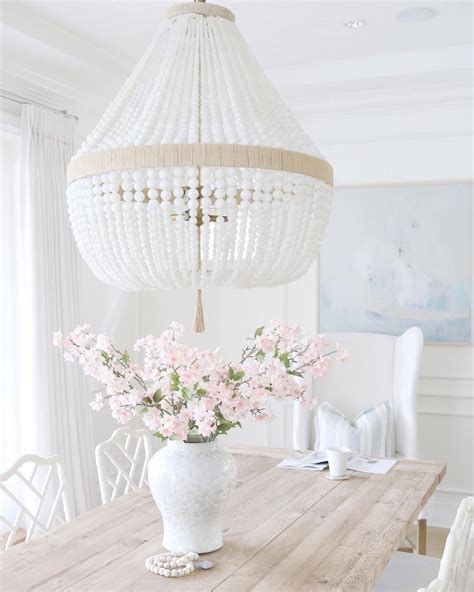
[145,551,201,578]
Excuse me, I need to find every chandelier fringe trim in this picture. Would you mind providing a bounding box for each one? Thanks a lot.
[193,289,205,333]
[166,2,235,22]
[67,144,334,186]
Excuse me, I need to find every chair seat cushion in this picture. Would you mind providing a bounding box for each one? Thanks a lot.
[373,551,440,591]
[314,400,395,457]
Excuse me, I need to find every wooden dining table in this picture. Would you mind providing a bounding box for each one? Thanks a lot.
[1,445,446,592]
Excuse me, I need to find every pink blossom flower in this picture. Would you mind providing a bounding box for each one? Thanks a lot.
[52,331,63,347]
[255,411,275,422]
[178,407,193,422]
[96,334,114,356]
[254,335,277,353]
[112,407,134,424]
[142,408,162,432]
[126,388,144,406]
[89,392,104,411]
[196,411,216,438]
[179,366,203,388]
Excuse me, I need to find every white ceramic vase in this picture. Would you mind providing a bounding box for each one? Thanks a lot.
[148,440,237,554]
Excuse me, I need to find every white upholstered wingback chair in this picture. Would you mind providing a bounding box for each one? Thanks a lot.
[293,327,423,458]
[293,327,425,550]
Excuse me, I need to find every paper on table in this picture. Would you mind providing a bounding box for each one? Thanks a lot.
[348,456,397,475]
[277,451,328,471]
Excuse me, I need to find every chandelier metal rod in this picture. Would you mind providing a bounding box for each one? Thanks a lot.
[194,0,205,333]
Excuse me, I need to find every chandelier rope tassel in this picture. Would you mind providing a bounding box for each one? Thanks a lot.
[193,288,205,333]
[65,1,334,329]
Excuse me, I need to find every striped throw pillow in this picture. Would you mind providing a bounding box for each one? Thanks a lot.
[314,400,395,457]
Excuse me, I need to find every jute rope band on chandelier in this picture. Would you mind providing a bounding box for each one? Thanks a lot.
[65,0,334,331]
[67,145,333,186]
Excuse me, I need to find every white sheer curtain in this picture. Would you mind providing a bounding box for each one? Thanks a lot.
[1,121,22,475]
[0,104,97,514]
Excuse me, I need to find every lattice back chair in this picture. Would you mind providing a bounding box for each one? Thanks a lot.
[95,427,154,504]
[0,454,72,550]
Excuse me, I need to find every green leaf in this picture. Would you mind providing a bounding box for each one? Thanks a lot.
[196,388,207,397]
[254,325,264,337]
[152,431,168,442]
[227,367,235,380]
[139,406,148,413]
[122,350,130,365]
[181,387,191,400]
[100,351,109,362]
[233,370,245,381]
[256,350,265,362]
[153,389,163,404]
[216,419,241,435]
[289,370,303,378]
[171,372,180,391]
[279,352,290,369]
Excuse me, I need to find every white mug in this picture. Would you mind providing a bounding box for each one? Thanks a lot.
[326,447,352,477]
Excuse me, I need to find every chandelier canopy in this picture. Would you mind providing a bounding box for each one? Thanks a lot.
[66,1,333,329]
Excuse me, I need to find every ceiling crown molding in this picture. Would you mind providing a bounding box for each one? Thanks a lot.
[282,73,473,121]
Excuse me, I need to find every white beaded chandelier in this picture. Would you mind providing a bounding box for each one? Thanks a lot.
[66,1,334,331]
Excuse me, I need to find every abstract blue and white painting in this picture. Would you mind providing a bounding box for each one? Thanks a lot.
[320,183,472,342]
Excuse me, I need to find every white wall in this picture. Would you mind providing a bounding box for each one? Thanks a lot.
[418,346,473,526]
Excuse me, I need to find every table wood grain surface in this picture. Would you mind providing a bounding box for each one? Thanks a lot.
[0,446,446,592]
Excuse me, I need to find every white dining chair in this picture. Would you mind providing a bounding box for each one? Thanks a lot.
[293,327,425,549]
[0,454,72,550]
[95,427,154,504]
[426,496,474,592]
[374,496,473,592]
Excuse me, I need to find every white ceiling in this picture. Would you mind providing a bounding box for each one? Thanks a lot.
[1,0,472,138]
[6,1,473,67]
